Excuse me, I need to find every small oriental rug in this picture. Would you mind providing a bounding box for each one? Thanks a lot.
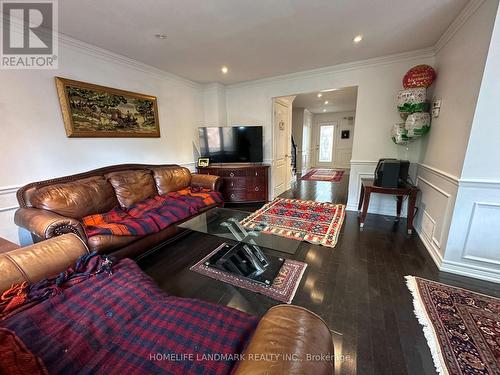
[405,276,500,375]
[191,247,307,304]
[301,169,345,182]
[240,198,345,248]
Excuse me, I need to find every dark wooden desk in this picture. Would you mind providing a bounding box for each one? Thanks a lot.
[358,178,419,234]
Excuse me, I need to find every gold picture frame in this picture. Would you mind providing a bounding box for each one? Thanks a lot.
[197,158,210,167]
[55,77,160,138]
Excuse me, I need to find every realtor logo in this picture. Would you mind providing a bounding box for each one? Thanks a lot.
[1,0,58,69]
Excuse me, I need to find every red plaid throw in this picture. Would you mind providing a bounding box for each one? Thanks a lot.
[1,255,258,375]
[82,188,223,237]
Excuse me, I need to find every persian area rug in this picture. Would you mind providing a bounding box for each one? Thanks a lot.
[406,276,500,375]
[240,198,345,248]
[301,169,345,182]
[191,248,307,304]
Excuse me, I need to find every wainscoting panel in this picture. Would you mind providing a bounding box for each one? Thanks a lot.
[442,180,500,283]
[335,149,352,169]
[413,164,458,268]
[0,186,21,244]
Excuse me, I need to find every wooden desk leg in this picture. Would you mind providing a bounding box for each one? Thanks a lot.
[358,184,365,212]
[396,196,403,219]
[407,191,417,234]
[360,189,371,228]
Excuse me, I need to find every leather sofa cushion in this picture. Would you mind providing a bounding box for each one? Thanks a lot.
[30,177,119,219]
[87,234,138,254]
[152,167,192,195]
[105,170,157,209]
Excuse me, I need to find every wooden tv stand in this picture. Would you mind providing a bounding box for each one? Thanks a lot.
[197,164,269,203]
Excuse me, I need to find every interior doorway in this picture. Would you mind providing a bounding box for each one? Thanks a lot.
[290,86,358,174]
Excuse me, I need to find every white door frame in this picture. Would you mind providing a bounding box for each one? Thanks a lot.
[272,97,293,198]
[314,121,337,168]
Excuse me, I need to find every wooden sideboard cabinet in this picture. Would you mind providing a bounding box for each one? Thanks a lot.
[197,164,269,203]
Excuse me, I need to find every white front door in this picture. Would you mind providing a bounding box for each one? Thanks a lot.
[273,99,290,196]
[315,122,336,167]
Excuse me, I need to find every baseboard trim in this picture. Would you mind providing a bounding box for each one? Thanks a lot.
[414,225,443,269]
[440,260,500,284]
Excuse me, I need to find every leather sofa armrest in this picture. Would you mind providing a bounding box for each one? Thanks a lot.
[14,207,86,240]
[191,174,222,191]
[234,305,335,375]
[0,234,90,294]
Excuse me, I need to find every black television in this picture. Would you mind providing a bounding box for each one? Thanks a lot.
[198,126,263,163]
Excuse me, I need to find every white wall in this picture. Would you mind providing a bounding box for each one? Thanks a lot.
[440,0,500,283]
[413,0,498,275]
[225,49,434,211]
[302,109,313,172]
[203,83,227,126]
[311,111,355,169]
[291,107,313,173]
[0,36,204,243]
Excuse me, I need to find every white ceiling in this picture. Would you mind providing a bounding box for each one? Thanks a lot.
[58,0,468,84]
[292,86,358,114]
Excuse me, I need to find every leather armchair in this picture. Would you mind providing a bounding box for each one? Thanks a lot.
[0,234,89,294]
[234,305,335,374]
[191,174,221,191]
[14,207,86,241]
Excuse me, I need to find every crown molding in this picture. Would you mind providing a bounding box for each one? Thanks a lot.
[1,12,201,88]
[226,48,435,90]
[58,33,202,89]
[434,0,486,54]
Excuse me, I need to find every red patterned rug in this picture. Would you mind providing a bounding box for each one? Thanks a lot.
[190,247,307,304]
[240,198,345,248]
[301,169,345,182]
[406,276,500,375]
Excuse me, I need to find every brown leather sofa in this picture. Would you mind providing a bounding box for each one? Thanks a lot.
[0,235,334,374]
[14,164,222,259]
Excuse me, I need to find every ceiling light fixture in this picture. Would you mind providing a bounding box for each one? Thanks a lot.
[324,100,329,105]
[317,93,322,98]
[155,33,167,39]
[353,35,363,43]
[323,109,327,112]
[221,66,229,74]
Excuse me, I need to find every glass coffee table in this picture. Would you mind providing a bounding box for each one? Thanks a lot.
[178,207,301,286]
[178,207,300,256]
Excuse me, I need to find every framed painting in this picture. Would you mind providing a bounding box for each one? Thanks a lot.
[55,77,160,137]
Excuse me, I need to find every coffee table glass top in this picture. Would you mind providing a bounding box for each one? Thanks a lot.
[178,207,300,255]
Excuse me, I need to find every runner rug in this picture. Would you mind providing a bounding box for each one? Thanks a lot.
[405,276,500,375]
[301,169,345,182]
[240,198,345,248]
[191,247,307,304]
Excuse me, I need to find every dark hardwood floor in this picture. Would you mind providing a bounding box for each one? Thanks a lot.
[139,172,499,375]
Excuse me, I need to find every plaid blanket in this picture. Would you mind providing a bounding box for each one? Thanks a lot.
[83,188,223,237]
[1,254,258,375]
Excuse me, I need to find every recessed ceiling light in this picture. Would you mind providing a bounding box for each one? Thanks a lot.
[221,66,229,74]
[155,33,167,39]
[323,109,327,112]
[317,93,322,98]
[353,35,363,43]
[324,100,329,105]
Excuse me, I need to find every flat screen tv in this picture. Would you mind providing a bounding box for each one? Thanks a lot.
[198,126,263,163]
